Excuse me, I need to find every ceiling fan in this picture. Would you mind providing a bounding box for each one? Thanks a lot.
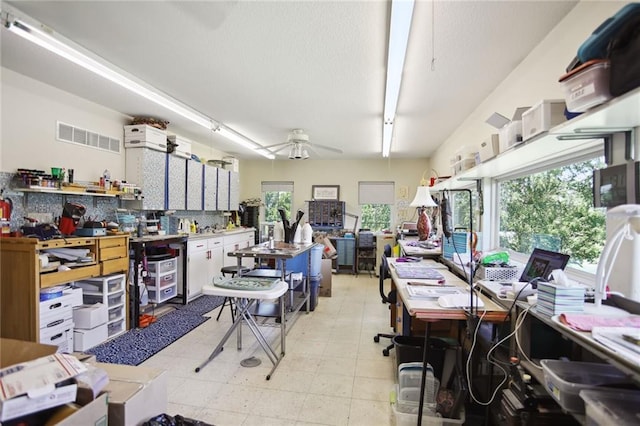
[262,129,343,159]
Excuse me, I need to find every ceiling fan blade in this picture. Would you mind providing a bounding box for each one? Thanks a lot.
[312,143,343,154]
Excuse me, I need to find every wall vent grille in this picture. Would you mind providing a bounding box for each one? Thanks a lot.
[57,121,120,154]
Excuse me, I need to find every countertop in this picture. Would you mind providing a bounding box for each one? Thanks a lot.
[129,227,255,243]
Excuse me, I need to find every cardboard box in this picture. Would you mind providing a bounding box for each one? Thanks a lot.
[96,362,167,426]
[0,339,85,422]
[74,323,108,351]
[48,392,109,426]
[315,235,337,259]
[167,135,192,159]
[478,134,500,162]
[319,258,332,297]
[74,303,108,329]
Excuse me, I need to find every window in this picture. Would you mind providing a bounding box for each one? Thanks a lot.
[498,157,606,272]
[261,181,293,223]
[359,181,394,232]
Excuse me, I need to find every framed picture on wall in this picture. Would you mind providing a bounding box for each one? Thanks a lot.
[312,185,340,200]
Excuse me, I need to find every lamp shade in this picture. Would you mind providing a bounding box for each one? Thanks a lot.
[410,186,437,207]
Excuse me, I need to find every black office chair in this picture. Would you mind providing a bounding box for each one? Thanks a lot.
[373,244,397,356]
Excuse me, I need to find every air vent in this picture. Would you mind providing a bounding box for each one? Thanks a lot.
[57,121,120,154]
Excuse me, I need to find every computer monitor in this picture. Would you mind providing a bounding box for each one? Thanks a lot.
[519,248,570,283]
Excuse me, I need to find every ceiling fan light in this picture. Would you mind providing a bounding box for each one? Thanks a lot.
[288,145,295,159]
[294,143,303,159]
[302,149,309,159]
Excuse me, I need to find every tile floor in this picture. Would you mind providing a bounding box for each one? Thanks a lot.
[141,272,400,425]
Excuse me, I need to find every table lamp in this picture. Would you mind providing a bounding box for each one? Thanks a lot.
[594,204,640,307]
[410,177,438,241]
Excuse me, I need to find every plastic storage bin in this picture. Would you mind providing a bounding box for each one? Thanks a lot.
[521,100,566,141]
[147,257,177,274]
[148,270,177,288]
[76,274,126,294]
[399,362,424,389]
[148,284,178,303]
[84,290,124,307]
[559,59,612,113]
[391,402,464,426]
[540,359,633,413]
[392,336,451,381]
[579,388,640,426]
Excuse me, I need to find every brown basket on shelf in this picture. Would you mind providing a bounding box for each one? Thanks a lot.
[131,117,169,130]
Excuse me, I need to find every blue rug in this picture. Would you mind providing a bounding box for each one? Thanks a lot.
[87,297,223,365]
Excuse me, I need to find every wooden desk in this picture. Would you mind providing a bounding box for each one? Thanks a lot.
[389,259,508,335]
[398,239,442,258]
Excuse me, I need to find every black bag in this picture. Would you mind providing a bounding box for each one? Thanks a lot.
[608,14,640,96]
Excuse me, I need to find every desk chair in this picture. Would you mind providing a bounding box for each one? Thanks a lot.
[217,265,251,321]
[373,244,396,356]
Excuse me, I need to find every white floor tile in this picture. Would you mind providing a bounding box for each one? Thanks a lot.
[158,273,396,426]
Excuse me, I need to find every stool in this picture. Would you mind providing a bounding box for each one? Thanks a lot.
[217,265,252,321]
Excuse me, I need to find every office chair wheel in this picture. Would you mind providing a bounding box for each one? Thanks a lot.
[374,335,380,343]
[382,348,390,356]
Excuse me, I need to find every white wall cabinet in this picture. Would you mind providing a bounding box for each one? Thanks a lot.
[186,161,203,210]
[125,148,167,210]
[229,170,240,211]
[203,164,218,211]
[216,168,230,211]
[167,155,187,210]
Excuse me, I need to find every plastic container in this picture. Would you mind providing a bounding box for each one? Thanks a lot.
[391,401,464,426]
[521,100,566,141]
[398,362,425,389]
[148,284,177,303]
[559,59,612,113]
[540,359,633,413]
[75,274,125,294]
[147,257,177,274]
[147,270,177,289]
[309,276,320,311]
[40,286,64,301]
[392,336,450,381]
[579,388,640,426]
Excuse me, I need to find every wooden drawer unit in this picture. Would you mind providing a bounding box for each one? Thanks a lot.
[0,235,130,342]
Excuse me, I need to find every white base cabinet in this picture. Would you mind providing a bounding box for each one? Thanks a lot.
[186,237,223,301]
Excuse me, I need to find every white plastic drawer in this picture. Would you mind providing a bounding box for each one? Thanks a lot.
[148,270,177,289]
[147,258,177,274]
[84,290,124,307]
[75,274,125,295]
[108,305,124,321]
[148,284,178,303]
[107,318,125,337]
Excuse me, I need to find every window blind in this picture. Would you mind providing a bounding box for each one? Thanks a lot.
[261,181,294,192]
[358,181,394,204]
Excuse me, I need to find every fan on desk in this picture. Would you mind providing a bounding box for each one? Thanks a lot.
[260,129,343,159]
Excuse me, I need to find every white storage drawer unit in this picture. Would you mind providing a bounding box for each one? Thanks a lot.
[77,273,127,339]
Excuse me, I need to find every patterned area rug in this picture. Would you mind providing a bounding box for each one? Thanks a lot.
[87,296,223,365]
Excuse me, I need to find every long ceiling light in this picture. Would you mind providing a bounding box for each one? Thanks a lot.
[382,0,415,157]
[3,12,275,159]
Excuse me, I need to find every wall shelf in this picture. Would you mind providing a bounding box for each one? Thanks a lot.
[433,86,640,191]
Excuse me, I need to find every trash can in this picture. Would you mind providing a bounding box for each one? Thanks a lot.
[309,275,321,311]
[392,335,451,381]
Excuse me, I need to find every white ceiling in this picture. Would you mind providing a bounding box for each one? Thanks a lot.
[1,0,579,160]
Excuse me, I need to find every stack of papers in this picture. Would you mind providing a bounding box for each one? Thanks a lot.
[591,327,640,367]
[537,282,585,317]
[406,284,462,299]
[394,265,445,283]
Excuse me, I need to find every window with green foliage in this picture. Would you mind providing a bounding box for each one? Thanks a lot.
[360,204,391,232]
[498,158,606,271]
[261,182,293,223]
[358,181,394,232]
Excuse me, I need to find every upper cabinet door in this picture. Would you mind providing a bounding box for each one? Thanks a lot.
[203,164,218,211]
[186,162,203,211]
[125,148,166,210]
[167,154,187,210]
[229,170,240,211]
[216,169,230,211]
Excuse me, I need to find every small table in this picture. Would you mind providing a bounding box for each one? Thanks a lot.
[196,280,288,380]
[398,238,442,258]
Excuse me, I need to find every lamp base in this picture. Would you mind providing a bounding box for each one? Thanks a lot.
[417,209,431,241]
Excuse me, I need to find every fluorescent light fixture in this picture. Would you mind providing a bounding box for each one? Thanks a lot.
[382,0,415,157]
[4,13,275,158]
[216,126,275,159]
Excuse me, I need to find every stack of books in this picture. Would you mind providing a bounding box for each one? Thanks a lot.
[537,282,585,317]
